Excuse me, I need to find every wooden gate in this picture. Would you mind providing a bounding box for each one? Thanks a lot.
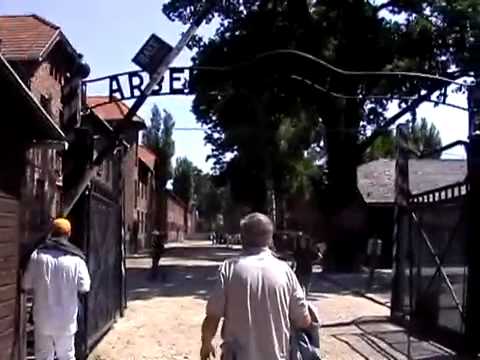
[0,191,19,359]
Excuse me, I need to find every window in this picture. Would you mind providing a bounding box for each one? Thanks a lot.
[40,95,52,115]
[135,180,138,207]
[35,179,45,200]
[105,161,111,183]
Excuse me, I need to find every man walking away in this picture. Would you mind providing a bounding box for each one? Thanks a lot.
[150,230,167,280]
[23,218,91,360]
[294,234,320,297]
[200,213,311,360]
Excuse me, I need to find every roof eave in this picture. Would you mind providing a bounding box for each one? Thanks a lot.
[0,54,65,141]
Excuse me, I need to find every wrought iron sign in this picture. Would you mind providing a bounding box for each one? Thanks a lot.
[132,34,173,74]
[82,67,192,107]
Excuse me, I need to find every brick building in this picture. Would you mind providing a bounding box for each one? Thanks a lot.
[156,190,190,242]
[0,14,86,242]
[86,96,144,253]
[136,145,155,250]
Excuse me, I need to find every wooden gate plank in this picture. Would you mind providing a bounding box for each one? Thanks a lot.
[0,256,17,272]
[0,300,14,319]
[0,270,16,287]
[0,243,16,257]
[0,316,14,334]
[0,328,14,358]
[0,285,16,303]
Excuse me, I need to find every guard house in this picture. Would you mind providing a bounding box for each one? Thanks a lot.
[0,54,66,359]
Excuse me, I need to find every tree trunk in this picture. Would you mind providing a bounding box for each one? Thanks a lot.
[323,99,364,272]
[274,185,287,231]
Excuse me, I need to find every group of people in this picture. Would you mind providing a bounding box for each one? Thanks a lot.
[24,213,320,360]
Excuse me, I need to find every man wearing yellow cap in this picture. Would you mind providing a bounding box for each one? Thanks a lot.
[24,218,91,360]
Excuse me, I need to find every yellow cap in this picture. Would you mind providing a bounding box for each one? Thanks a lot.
[52,218,72,237]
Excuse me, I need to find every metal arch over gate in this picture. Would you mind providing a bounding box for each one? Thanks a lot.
[390,124,480,355]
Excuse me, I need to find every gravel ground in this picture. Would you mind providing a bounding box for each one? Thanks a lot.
[89,241,455,360]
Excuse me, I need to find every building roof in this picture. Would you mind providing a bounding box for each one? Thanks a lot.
[138,145,156,172]
[358,159,467,204]
[0,15,67,61]
[87,96,144,123]
[0,53,65,141]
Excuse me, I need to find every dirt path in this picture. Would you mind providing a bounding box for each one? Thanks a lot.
[89,241,454,360]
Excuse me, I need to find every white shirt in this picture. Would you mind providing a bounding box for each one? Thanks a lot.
[207,248,308,360]
[23,248,91,335]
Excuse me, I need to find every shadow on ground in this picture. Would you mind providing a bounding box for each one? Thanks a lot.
[327,317,471,360]
[127,264,221,301]
[163,245,240,262]
[127,244,240,302]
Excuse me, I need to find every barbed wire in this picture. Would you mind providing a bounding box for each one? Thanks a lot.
[193,49,474,90]
[290,75,470,111]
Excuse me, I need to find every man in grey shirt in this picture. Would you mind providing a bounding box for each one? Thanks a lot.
[200,213,312,360]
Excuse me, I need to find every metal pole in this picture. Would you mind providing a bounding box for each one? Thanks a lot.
[391,124,410,315]
[465,77,480,354]
[61,1,216,216]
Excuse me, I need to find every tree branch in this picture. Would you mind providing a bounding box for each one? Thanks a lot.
[357,89,437,155]
[357,69,466,157]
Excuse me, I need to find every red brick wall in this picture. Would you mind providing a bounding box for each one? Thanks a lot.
[29,61,63,125]
[121,143,138,253]
[166,194,186,242]
[19,58,64,237]
[136,162,153,250]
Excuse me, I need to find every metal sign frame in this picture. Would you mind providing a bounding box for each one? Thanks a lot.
[82,67,193,107]
[132,34,173,74]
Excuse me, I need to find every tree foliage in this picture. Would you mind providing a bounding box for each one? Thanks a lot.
[163,0,480,268]
[365,118,443,161]
[163,0,478,206]
[173,157,195,206]
[143,105,175,190]
[195,172,225,227]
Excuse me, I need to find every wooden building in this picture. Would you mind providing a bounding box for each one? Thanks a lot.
[0,53,66,359]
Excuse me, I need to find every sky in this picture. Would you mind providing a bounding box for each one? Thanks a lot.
[1,0,470,171]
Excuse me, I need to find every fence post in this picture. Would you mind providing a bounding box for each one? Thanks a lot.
[391,124,410,318]
[465,81,480,353]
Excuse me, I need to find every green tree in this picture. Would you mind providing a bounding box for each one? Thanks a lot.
[173,157,195,206]
[143,105,175,190]
[163,0,480,270]
[365,118,442,161]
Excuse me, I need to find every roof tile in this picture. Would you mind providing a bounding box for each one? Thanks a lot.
[0,15,59,60]
[87,96,144,123]
[138,145,156,171]
[358,159,467,203]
